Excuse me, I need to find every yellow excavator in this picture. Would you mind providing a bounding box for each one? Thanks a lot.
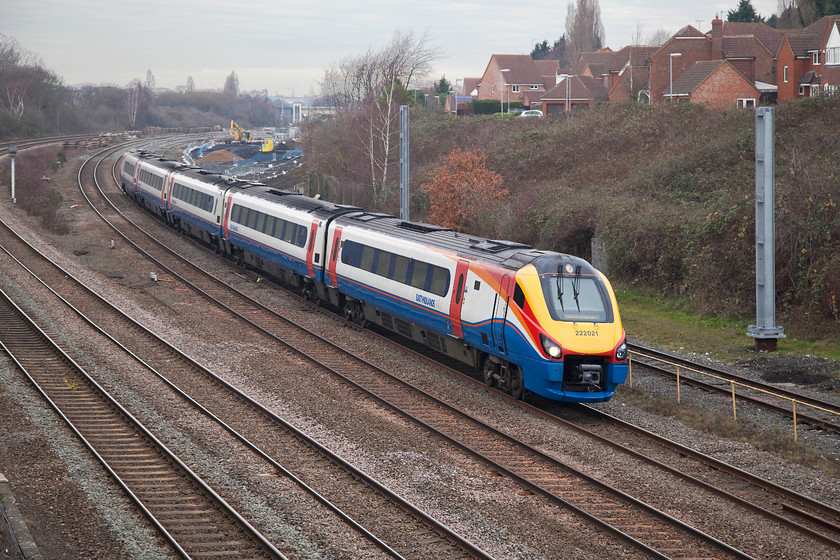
[229,120,250,142]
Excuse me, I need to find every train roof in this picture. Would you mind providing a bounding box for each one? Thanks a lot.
[337,212,552,271]
[230,184,362,221]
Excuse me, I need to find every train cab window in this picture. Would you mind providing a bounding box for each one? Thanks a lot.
[410,261,428,290]
[540,274,611,323]
[392,255,410,283]
[513,283,526,309]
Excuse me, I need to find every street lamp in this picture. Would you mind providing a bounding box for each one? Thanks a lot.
[669,53,682,102]
[9,145,17,204]
[500,68,509,113]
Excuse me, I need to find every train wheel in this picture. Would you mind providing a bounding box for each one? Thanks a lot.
[482,358,498,387]
[509,365,524,400]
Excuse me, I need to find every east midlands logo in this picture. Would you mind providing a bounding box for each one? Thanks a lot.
[416,294,436,308]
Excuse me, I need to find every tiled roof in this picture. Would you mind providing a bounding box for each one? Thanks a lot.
[674,25,706,38]
[720,22,784,54]
[723,36,760,59]
[542,75,607,101]
[492,54,559,86]
[669,60,726,96]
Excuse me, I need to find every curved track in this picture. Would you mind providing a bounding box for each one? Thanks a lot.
[84,148,773,557]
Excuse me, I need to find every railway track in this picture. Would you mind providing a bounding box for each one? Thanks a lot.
[628,343,840,433]
[0,148,493,558]
[75,148,783,556]
[0,286,283,559]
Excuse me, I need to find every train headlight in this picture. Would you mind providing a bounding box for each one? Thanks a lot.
[615,341,628,361]
[540,334,563,359]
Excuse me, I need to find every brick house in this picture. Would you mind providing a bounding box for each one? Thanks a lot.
[666,59,761,109]
[542,75,608,114]
[475,54,560,109]
[776,16,840,101]
[649,16,782,104]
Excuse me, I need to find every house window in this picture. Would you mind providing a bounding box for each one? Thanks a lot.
[783,66,789,82]
[512,85,520,93]
[812,51,821,65]
[737,98,756,109]
[492,84,496,93]
[828,46,840,65]
[799,85,807,96]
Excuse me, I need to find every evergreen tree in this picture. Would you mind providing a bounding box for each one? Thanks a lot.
[727,0,763,22]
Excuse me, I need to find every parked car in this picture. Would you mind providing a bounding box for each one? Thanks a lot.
[520,110,543,117]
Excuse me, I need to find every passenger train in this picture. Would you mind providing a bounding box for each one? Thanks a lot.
[119,150,629,403]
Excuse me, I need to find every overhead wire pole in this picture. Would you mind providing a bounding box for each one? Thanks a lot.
[748,107,784,351]
[399,105,410,221]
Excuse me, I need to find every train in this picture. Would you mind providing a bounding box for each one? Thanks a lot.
[119,150,629,403]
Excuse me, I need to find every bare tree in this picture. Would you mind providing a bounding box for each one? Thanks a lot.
[631,21,646,45]
[647,28,673,46]
[126,79,141,127]
[565,0,605,65]
[319,30,441,201]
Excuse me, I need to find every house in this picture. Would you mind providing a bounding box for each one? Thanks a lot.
[776,15,840,101]
[475,54,560,109]
[666,59,761,109]
[649,15,783,104]
[542,75,608,114]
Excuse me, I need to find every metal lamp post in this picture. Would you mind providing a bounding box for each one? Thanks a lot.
[669,53,682,102]
[9,145,17,204]
[500,68,509,113]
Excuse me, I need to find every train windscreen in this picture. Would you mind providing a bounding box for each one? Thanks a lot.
[540,274,611,323]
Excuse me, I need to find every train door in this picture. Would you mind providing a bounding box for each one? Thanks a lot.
[449,259,470,338]
[492,274,511,353]
[306,220,320,279]
[327,226,343,287]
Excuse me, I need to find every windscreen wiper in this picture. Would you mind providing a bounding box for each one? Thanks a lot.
[572,265,581,313]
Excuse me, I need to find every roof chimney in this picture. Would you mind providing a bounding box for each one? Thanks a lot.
[712,14,723,59]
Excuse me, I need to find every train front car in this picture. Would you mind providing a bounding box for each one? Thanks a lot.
[509,254,628,403]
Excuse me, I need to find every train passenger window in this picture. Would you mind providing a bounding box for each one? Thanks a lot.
[341,240,362,266]
[283,222,296,243]
[392,255,410,284]
[239,208,251,226]
[360,246,375,271]
[255,212,266,233]
[375,251,392,277]
[410,261,428,289]
[429,267,450,297]
[297,227,307,247]
[265,216,277,236]
[248,210,260,230]
[513,283,526,309]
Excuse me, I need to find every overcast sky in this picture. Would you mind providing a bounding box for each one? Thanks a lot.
[4,1,780,96]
